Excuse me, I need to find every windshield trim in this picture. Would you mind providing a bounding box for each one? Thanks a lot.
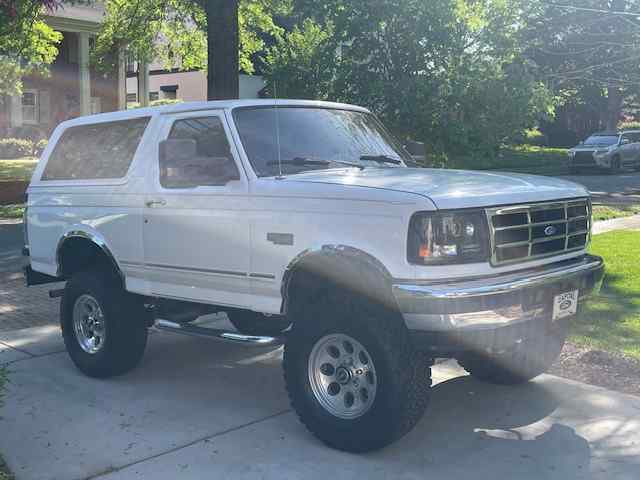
[231,105,411,178]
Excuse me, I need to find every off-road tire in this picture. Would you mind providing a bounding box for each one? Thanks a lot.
[61,268,149,378]
[458,318,568,385]
[227,310,290,336]
[283,269,432,452]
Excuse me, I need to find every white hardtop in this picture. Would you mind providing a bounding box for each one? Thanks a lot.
[55,99,371,130]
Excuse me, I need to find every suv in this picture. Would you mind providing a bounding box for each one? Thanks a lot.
[24,100,604,452]
[568,131,640,173]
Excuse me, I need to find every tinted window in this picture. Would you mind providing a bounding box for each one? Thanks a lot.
[621,132,640,144]
[233,107,410,177]
[161,116,239,188]
[42,117,149,181]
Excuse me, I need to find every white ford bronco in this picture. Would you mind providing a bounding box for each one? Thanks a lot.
[24,99,604,452]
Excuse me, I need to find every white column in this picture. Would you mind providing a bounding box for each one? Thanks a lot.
[117,46,126,110]
[78,32,91,116]
[137,62,150,107]
[9,95,23,127]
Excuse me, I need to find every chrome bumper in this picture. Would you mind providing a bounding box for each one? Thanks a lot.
[393,254,604,331]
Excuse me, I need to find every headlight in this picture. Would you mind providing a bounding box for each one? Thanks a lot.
[568,151,576,158]
[407,210,490,265]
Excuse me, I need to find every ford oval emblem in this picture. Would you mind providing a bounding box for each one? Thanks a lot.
[544,225,557,236]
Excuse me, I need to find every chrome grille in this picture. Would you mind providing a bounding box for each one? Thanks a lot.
[486,199,591,265]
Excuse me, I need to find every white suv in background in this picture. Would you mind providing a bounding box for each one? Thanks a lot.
[24,100,604,452]
[568,130,640,173]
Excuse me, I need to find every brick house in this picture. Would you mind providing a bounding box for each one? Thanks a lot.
[0,2,125,139]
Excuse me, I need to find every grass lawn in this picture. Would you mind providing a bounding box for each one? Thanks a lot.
[592,205,640,222]
[571,230,640,359]
[0,157,38,182]
[449,145,569,175]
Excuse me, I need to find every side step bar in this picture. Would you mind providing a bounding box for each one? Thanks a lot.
[154,319,284,347]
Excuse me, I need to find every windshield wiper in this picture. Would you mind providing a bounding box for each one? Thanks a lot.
[266,157,364,170]
[359,154,403,165]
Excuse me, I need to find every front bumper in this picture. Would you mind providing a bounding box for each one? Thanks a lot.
[393,254,604,332]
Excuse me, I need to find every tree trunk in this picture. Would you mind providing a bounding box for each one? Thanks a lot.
[605,86,623,132]
[205,0,239,100]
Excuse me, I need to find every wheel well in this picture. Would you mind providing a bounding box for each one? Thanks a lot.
[57,236,122,283]
[282,251,397,317]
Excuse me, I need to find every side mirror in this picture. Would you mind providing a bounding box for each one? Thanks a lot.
[620,137,630,145]
[404,140,426,164]
[159,138,240,188]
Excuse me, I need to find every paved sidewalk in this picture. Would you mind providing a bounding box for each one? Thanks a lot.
[0,324,638,480]
[592,214,640,235]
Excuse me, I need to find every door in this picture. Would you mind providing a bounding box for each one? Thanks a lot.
[142,110,252,308]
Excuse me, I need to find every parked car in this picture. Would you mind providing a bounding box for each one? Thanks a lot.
[568,130,640,173]
[23,100,604,453]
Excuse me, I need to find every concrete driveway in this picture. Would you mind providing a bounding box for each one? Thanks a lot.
[1,322,639,480]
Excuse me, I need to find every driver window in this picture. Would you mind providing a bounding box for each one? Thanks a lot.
[162,116,239,187]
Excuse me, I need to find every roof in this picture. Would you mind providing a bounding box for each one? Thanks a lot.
[56,99,371,129]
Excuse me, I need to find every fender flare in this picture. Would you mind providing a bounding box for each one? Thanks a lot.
[55,228,124,282]
[280,244,392,314]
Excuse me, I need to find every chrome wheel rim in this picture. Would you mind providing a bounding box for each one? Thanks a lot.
[308,333,377,419]
[72,294,106,354]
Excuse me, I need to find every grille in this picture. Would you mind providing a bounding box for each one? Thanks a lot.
[573,151,596,166]
[487,199,591,265]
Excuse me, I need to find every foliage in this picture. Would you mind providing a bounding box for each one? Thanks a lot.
[0,158,38,181]
[0,138,35,159]
[449,144,568,175]
[571,231,640,359]
[0,204,25,218]
[524,1,640,138]
[266,0,555,158]
[93,0,284,75]
[592,205,640,222]
[619,121,640,132]
[263,18,334,99]
[0,0,63,96]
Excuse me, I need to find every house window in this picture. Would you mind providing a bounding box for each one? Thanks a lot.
[126,93,137,103]
[22,90,39,124]
[149,91,159,102]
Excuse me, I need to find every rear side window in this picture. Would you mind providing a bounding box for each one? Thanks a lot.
[42,117,150,181]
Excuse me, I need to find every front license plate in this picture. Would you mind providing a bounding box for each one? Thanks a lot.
[552,290,579,320]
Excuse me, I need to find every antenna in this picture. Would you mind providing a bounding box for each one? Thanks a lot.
[274,81,283,179]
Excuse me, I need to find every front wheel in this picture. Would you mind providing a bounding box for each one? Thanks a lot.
[458,318,568,385]
[283,285,432,452]
[61,268,149,378]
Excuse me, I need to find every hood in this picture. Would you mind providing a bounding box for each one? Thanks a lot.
[283,168,589,209]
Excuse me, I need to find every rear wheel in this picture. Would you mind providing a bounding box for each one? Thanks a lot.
[458,318,568,385]
[61,268,149,378]
[283,278,432,452]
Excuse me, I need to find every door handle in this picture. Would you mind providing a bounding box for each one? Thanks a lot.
[145,199,166,208]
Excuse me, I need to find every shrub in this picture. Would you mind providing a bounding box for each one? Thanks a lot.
[0,138,34,159]
[619,121,640,131]
[34,139,48,156]
[524,128,548,146]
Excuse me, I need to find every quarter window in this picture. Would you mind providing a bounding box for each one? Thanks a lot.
[42,117,150,180]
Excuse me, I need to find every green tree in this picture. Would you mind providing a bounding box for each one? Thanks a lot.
[263,18,334,99]
[94,0,285,99]
[524,0,640,132]
[266,0,554,158]
[0,0,63,96]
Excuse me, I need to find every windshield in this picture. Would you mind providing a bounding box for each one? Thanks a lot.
[233,106,410,177]
[583,135,619,146]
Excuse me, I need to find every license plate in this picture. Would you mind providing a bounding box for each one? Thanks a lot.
[552,290,579,320]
